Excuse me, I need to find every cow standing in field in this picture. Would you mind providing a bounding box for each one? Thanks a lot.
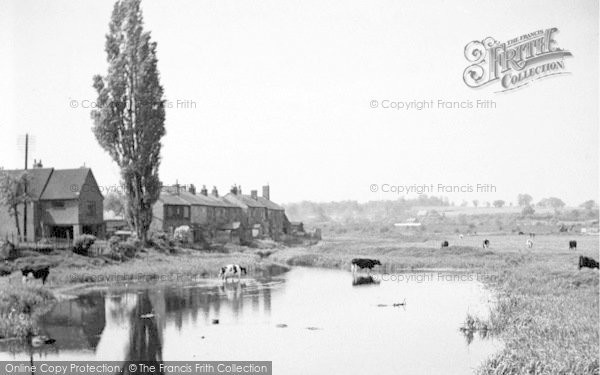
[219,264,247,282]
[441,241,449,248]
[579,256,599,270]
[351,258,382,273]
[21,266,50,285]
[529,233,535,239]
[526,239,534,249]
[482,239,490,249]
[569,241,577,250]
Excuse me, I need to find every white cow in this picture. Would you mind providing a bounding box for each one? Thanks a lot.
[219,264,247,282]
[526,239,534,249]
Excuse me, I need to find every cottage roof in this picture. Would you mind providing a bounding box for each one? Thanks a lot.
[161,186,239,208]
[159,192,189,206]
[40,168,95,200]
[1,167,97,201]
[1,168,53,200]
[257,196,285,211]
[224,193,267,208]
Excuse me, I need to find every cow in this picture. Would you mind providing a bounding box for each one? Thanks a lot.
[526,239,534,249]
[579,256,599,270]
[441,241,449,248]
[569,240,577,250]
[219,264,247,282]
[529,233,535,239]
[458,234,464,239]
[350,258,381,273]
[518,231,525,235]
[21,266,50,285]
[482,239,490,249]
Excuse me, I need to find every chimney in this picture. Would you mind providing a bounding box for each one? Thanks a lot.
[189,184,196,195]
[251,190,258,200]
[230,185,238,195]
[32,159,43,168]
[211,186,219,197]
[239,185,242,195]
[200,185,208,196]
[262,185,270,200]
[175,181,180,195]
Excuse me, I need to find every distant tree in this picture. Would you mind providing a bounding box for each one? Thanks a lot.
[91,0,166,244]
[517,194,533,207]
[472,200,479,208]
[521,205,535,216]
[0,171,31,239]
[460,200,468,207]
[105,191,126,216]
[537,197,566,209]
[579,200,597,210]
[485,201,491,208]
[493,200,505,208]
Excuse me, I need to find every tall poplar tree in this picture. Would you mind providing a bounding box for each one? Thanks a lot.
[91,0,165,244]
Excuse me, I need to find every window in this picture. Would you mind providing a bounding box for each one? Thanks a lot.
[51,201,65,208]
[166,205,190,220]
[167,206,175,218]
[86,201,96,217]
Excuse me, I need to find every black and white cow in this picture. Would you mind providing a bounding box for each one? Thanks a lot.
[569,240,577,250]
[441,241,449,248]
[21,266,50,285]
[219,264,247,282]
[350,258,381,273]
[526,239,534,249]
[579,256,599,270]
[482,239,490,249]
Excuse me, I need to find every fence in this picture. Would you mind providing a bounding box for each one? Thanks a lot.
[4,236,110,257]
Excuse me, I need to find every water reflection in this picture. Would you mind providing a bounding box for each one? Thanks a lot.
[352,275,381,286]
[0,268,501,375]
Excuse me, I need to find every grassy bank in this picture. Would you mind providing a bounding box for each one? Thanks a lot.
[0,284,55,339]
[273,233,599,374]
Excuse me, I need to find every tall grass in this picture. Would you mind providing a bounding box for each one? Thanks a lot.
[0,284,55,338]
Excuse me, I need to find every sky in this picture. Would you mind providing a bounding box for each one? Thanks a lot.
[0,0,598,206]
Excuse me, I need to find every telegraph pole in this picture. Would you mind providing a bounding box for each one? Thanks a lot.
[23,134,28,241]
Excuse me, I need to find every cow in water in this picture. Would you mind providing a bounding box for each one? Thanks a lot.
[441,241,449,248]
[219,264,247,282]
[569,240,577,250]
[526,239,534,249]
[350,258,381,273]
[482,239,490,249]
[21,266,50,285]
[579,256,599,270]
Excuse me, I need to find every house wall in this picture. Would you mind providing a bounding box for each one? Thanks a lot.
[78,172,104,225]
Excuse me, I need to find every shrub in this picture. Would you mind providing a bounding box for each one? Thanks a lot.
[73,235,96,256]
[174,225,191,243]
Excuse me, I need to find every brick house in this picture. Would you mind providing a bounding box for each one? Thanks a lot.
[0,166,104,241]
[256,185,285,240]
[149,187,191,235]
[223,185,285,240]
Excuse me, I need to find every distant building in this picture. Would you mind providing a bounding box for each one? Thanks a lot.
[150,183,287,243]
[0,165,104,241]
